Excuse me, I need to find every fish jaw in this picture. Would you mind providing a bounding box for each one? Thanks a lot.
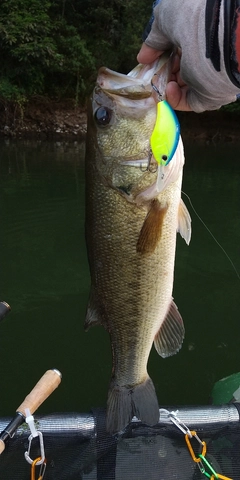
[90,57,184,206]
[91,54,172,170]
[97,52,171,94]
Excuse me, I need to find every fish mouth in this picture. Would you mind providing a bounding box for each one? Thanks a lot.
[93,51,182,203]
[97,51,172,98]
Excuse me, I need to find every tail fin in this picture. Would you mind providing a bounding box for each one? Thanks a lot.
[106,376,159,434]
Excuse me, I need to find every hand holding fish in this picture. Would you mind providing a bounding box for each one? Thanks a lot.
[138,0,240,113]
[138,46,191,112]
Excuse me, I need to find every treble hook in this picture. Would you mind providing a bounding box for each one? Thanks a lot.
[142,148,158,174]
[151,75,163,101]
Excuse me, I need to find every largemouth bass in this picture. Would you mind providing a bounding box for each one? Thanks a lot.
[85,53,191,434]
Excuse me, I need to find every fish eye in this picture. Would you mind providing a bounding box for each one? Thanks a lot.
[94,106,112,126]
[162,155,168,161]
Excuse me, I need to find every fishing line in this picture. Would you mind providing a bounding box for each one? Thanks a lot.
[181,190,240,281]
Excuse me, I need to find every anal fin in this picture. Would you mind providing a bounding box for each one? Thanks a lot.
[154,299,185,358]
[137,200,168,255]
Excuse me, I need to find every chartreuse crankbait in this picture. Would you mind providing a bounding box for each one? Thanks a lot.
[150,100,180,166]
[150,75,180,167]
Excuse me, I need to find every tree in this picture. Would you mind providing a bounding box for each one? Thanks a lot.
[0,0,152,103]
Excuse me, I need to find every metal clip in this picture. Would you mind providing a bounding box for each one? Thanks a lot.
[197,455,233,480]
[168,410,193,438]
[160,409,233,480]
[39,459,47,479]
[185,431,207,463]
[24,431,45,466]
[31,456,47,480]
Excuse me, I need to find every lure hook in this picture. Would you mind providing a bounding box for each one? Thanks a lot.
[144,148,158,174]
[151,75,163,101]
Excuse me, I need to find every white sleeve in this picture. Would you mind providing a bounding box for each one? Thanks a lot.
[145,0,239,112]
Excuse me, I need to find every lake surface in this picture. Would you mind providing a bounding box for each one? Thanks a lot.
[0,139,239,416]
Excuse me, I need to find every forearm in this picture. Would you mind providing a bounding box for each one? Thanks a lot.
[145,0,240,112]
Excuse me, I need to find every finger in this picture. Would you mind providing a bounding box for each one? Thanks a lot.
[170,53,186,86]
[165,81,192,111]
[169,70,187,88]
[175,70,187,87]
[171,53,181,74]
[137,43,164,64]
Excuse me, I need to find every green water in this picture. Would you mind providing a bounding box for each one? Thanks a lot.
[0,139,239,416]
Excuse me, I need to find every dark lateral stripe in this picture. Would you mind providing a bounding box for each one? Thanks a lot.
[205,0,222,71]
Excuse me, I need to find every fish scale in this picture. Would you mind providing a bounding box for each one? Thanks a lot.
[85,54,191,433]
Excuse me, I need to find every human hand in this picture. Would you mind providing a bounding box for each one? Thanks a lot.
[137,44,191,112]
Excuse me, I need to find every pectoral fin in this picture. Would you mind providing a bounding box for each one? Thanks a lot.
[154,300,184,358]
[137,200,168,255]
[177,199,191,245]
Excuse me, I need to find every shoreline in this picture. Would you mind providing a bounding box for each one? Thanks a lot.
[178,110,240,144]
[0,100,240,143]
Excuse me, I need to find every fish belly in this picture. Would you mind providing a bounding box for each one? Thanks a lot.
[85,157,182,433]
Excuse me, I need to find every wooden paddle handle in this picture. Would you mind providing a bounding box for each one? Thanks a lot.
[17,369,62,416]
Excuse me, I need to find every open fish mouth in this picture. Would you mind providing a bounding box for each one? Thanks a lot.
[94,51,182,201]
[97,52,171,97]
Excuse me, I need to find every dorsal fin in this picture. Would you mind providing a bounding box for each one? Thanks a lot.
[137,200,168,255]
[154,299,184,358]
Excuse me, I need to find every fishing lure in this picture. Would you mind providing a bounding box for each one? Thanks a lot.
[150,78,180,167]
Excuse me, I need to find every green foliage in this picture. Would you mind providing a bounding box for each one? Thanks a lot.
[0,0,55,97]
[118,0,152,72]
[1,0,240,118]
[222,102,240,114]
[0,77,25,102]
[0,0,152,104]
[45,20,95,102]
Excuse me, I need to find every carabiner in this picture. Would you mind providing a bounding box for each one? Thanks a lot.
[168,411,193,437]
[210,475,233,480]
[25,431,45,466]
[31,456,47,480]
[185,431,207,463]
